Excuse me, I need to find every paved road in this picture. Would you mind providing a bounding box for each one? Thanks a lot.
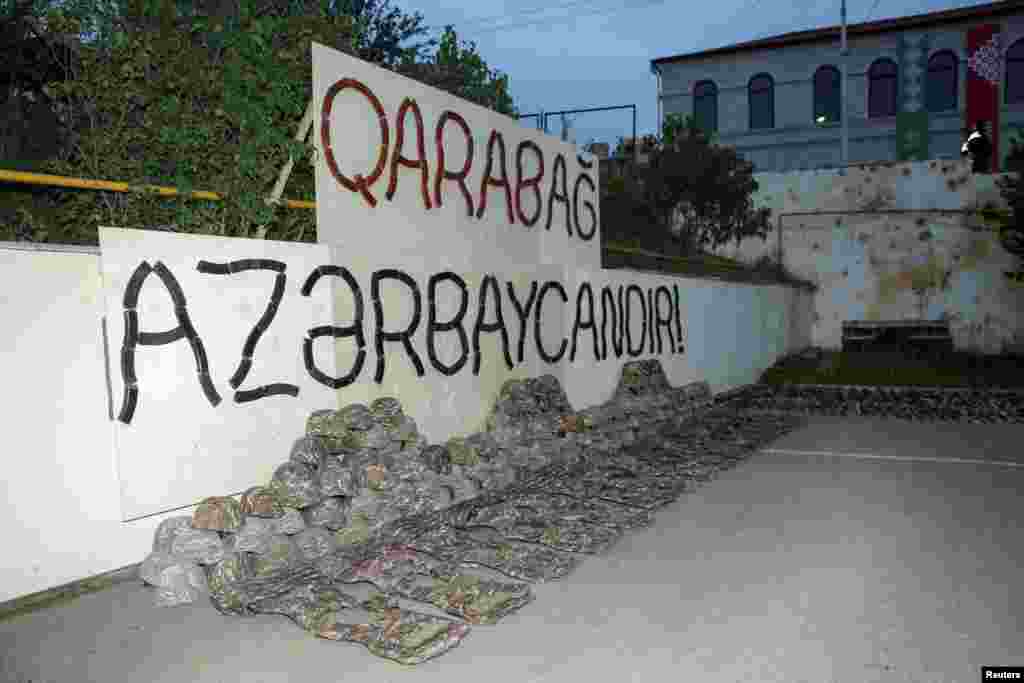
[2,417,1021,683]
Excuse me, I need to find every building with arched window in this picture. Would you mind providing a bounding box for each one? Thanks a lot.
[926,50,958,112]
[693,80,719,133]
[651,0,1024,173]
[748,73,774,130]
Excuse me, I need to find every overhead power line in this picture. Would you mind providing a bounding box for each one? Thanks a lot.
[445,0,666,37]
[442,0,611,31]
[864,0,883,22]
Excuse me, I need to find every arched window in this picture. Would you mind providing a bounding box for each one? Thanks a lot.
[1006,39,1024,103]
[748,73,774,129]
[813,65,841,124]
[693,80,718,133]
[926,51,958,112]
[868,58,899,118]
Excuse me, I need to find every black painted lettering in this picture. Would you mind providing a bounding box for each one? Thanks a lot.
[655,286,674,355]
[625,284,647,358]
[300,265,366,389]
[617,285,626,357]
[197,259,298,403]
[426,272,469,376]
[371,269,425,383]
[534,280,568,363]
[472,275,513,374]
[647,287,655,354]
[601,285,622,360]
[117,261,220,424]
[673,284,685,354]
[506,280,538,365]
[570,282,599,362]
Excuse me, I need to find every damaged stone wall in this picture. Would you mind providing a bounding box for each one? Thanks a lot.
[710,158,1024,354]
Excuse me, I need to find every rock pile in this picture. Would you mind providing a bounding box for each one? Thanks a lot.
[140,362,806,665]
[717,383,1024,423]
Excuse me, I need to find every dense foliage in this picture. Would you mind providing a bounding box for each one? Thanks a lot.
[603,113,771,255]
[993,131,1024,283]
[0,0,517,244]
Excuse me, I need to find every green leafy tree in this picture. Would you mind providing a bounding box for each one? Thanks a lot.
[8,0,357,244]
[324,0,434,67]
[1,0,518,245]
[398,25,515,117]
[654,114,770,255]
[604,113,770,255]
[993,131,1024,283]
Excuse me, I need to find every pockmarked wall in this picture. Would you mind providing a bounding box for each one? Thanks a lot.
[710,159,1024,353]
[0,42,813,606]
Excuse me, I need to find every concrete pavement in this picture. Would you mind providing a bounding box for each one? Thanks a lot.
[2,416,1021,683]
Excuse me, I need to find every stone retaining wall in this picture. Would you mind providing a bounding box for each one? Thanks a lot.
[716,383,1024,422]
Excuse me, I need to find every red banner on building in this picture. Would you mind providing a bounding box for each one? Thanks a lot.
[966,24,1001,172]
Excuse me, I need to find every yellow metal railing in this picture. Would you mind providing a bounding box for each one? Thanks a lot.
[0,169,316,210]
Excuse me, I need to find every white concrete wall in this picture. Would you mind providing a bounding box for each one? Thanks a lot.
[710,158,1024,353]
[323,255,564,443]
[0,244,209,604]
[559,269,812,405]
[99,228,340,520]
[0,42,814,606]
[0,240,812,605]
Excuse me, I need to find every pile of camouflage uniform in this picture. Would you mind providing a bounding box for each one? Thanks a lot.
[140,360,807,665]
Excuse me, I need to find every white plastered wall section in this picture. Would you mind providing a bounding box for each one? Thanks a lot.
[99,228,340,520]
[311,41,601,440]
[323,250,564,443]
[0,41,816,604]
[710,159,1024,353]
[0,245,200,603]
[559,269,807,407]
[0,242,812,605]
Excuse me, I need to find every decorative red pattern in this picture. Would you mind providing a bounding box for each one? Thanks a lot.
[966,24,1000,172]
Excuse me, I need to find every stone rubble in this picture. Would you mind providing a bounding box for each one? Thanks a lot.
[716,383,1024,423]
[148,359,1005,664]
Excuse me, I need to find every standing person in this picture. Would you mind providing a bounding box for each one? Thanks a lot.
[962,120,993,173]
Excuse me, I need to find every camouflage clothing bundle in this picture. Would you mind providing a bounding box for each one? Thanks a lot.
[142,362,808,665]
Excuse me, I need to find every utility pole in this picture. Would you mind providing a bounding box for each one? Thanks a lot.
[840,0,849,166]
